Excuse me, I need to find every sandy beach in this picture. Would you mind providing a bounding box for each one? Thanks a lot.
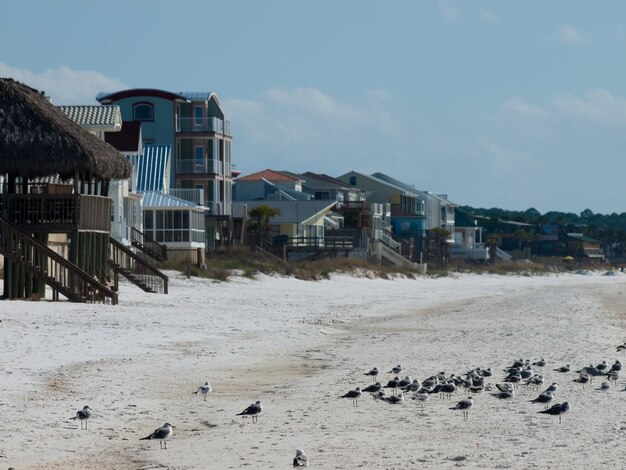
[1,271,626,469]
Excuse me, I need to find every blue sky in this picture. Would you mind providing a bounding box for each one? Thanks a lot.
[2,0,626,214]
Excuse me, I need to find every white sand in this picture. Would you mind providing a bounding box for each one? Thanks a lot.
[1,271,626,469]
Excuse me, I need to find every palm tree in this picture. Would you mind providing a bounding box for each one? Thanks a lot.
[248,205,281,247]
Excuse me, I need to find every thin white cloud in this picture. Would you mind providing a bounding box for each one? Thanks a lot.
[503,97,547,118]
[0,62,127,104]
[554,24,591,44]
[438,0,460,21]
[479,9,499,26]
[265,87,366,122]
[553,89,626,122]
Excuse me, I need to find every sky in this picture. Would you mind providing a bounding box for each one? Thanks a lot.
[2,0,626,215]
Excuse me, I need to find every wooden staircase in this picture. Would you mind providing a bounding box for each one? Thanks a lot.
[0,217,118,304]
[109,237,168,294]
[130,227,167,262]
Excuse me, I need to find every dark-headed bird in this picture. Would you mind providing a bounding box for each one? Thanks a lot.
[450,396,473,420]
[236,401,263,422]
[140,422,175,449]
[538,402,569,424]
[339,387,362,407]
[69,405,92,430]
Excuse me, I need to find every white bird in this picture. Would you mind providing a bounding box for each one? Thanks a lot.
[237,401,263,423]
[193,381,212,401]
[140,422,175,449]
[293,449,309,467]
[69,405,92,430]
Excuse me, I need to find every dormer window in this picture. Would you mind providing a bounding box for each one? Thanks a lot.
[133,103,154,121]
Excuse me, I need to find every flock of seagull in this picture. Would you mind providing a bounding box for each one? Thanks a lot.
[339,342,625,429]
[9,340,623,469]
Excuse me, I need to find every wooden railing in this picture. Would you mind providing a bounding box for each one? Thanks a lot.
[0,194,111,232]
[109,238,168,294]
[130,227,167,262]
[0,217,118,304]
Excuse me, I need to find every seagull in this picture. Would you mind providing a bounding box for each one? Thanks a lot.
[388,365,403,374]
[492,389,515,399]
[450,396,473,420]
[616,344,626,354]
[434,382,456,399]
[362,382,383,394]
[396,376,412,389]
[573,374,590,388]
[596,360,608,371]
[69,406,92,430]
[532,358,546,370]
[236,401,263,422]
[543,383,558,394]
[382,393,404,404]
[610,360,622,372]
[339,387,362,407]
[403,379,422,393]
[538,402,570,424]
[384,376,400,395]
[364,367,379,377]
[606,370,619,381]
[193,382,212,401]
[293,449,309,467]
[140,423,175,449]
[554,364,570,373]
[598,382,610,391]
[496,383,514,394]
[529,391,554,410]
[413,392,430,410]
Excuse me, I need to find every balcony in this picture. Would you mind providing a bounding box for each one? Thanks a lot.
[176,117,231,135]
[176,158,222,174]
[166,188,205,206]
[0,194,111,233]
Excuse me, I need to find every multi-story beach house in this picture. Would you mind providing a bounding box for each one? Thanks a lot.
[336,171,456,264]
[96,89,236,251]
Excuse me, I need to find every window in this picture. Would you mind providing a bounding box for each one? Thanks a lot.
[349,176,357,186]
[194,106,203,126]
[195,146,204,166]
[133,103,154,121]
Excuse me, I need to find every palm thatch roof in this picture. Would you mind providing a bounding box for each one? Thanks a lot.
[0,78,131,180]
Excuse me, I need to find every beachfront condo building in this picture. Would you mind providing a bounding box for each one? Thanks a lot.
[96,89,236,251]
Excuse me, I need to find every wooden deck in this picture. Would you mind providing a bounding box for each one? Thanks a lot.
[0,194,111,233]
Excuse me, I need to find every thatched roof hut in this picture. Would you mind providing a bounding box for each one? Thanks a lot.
[0,78,131,180]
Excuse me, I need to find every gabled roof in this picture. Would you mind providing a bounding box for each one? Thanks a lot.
[131,145,170,192]
[236,169,303,183]
[59,105,122,130]
[244,200,337,224]
[105,121,142,153]
[302,171,355,190]
[0,78,130,180]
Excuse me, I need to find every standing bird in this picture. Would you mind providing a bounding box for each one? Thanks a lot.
[596,360,608,372]
[532,358,546,371]
[413,392,430,410]
[236,401,263,423]
[140,423,175,449]
[388,365,403,374]
[364,367,379,377]
[293,449,309,467]
[538,402,570,424]
[616,343,626,354]
[573,374,590,388]
[450,396,473,420]
[339,387,362,407]
[193,381,212,401]
[69,405,92,430]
